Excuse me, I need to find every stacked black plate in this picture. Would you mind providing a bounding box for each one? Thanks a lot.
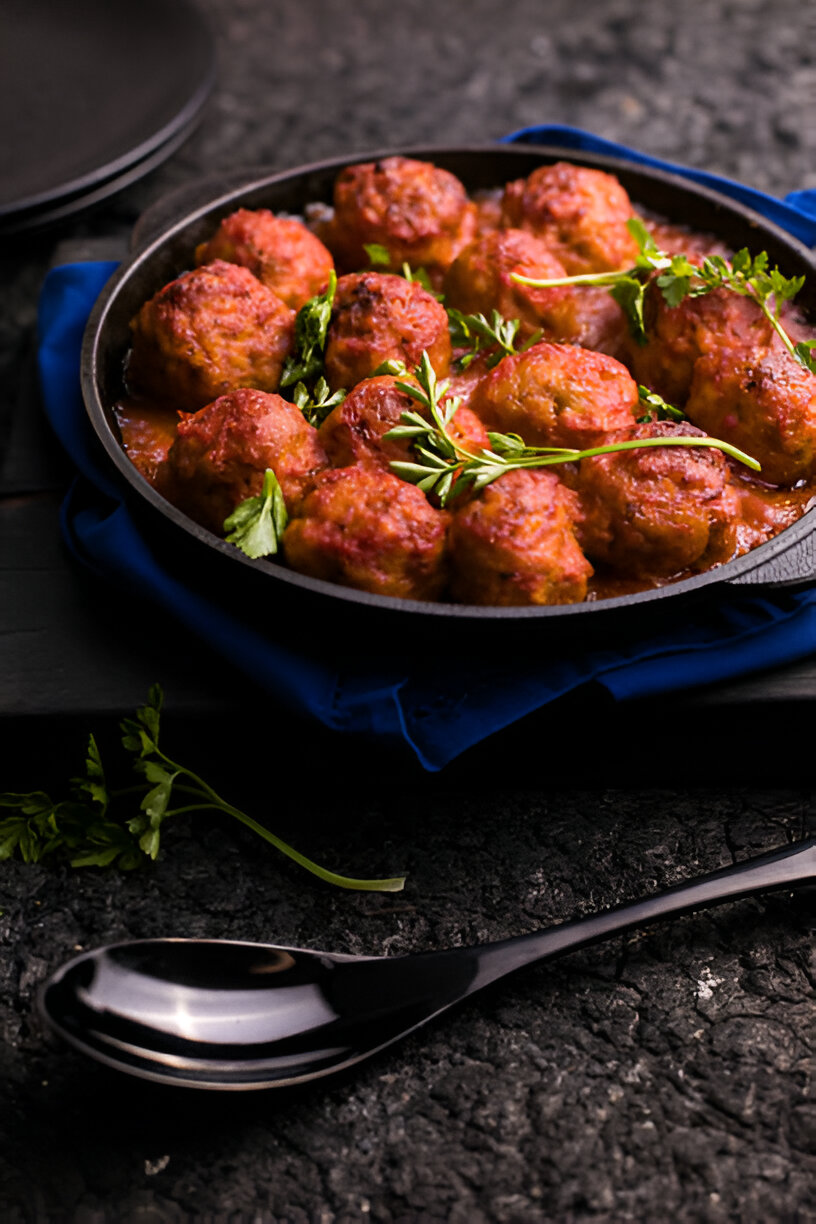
[0,0,215,235]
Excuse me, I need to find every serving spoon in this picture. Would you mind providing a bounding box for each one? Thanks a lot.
[39,837,816,1091]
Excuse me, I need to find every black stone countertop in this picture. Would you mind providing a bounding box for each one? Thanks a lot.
[2,1,816,1220]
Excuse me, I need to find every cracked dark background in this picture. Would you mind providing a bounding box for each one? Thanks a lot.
[2,0,816,1220]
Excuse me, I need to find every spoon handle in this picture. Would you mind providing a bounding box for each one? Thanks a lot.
[472,836,816,990]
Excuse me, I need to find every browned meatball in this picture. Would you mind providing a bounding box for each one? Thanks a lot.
[128,260,295,412]
[443,227,626,353]
[324,271,451,391]
[283,466,448,600]
[324,156,477,283]
[500,162,639,275]
[449,468,592,606]
[157,388,328,533]
[685,342,816,486]
[576,420,733,578]
[318,375,418,469]
[469,341,640,451]
[318,374,488,472]
[624,280,773,407]
[194,209,334,309]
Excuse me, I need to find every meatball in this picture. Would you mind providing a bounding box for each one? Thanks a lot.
[443,227,626,353]
[128,260,295,412]
[469,341,640,451]
[449,468,592,606]
[624,280,774,407]
[500,162,639,275]
[157,388,328,534]
[194,209,334,309]
[324,156,477,283]
[685,341,816,486]
[283,466,448,601]
[318,375,418,469]
[576,420,733,578]
[318,374,489,472]
[324,271,451,391]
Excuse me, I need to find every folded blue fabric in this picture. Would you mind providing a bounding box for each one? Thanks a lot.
[36,127,816,771]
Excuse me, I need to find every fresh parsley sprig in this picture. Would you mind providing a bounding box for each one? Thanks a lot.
[293,377,346,427]
[385,351,760,506]
[448,308,521,369]
[511,219,816,373]
[1,686,405,891]
[386,352,475,503]
[224,468,288,560]
[280,270,337,388]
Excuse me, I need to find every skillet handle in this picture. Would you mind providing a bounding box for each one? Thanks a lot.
[725,520,816,590]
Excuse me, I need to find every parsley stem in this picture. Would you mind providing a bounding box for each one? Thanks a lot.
[554,434,761,470]
[213,800,406,892]
[750,288,799,364]
[511,268,641,289]
[156,757,406,892]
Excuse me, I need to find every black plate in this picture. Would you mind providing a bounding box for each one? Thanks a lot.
[0,0,214,223]
[80,144,816,639]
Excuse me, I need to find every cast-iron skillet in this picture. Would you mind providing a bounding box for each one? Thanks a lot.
[81,144,816,644]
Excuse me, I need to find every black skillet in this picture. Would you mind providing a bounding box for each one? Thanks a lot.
[80,144,816,646]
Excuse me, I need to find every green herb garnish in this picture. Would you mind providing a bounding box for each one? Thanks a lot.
[293,376,346,427]
[385,351,760,506]
[361,244,439,295]
[224,468,288,559]
[448,308,543,369]
[400,261,439,296]
[636,385,686,424]
[511,219,816,373]
[0,686,405,891]
[448,308,520,369]
[370,358,409,378]
[363,242,391,266]
[280,270,337,388]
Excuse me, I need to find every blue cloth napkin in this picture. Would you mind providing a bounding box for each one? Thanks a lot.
[37,127,816,771]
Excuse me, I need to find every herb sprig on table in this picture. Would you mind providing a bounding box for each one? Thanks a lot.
[511,218,816,373]
[0,686,405,892]
[385,353,760,506]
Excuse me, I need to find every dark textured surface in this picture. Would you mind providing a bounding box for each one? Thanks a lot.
[2,1,816,1220]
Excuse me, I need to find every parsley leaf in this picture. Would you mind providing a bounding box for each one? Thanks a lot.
[280,271,337,388]
[636,386,686,424]
[364,242,391,266]
[224,468,288,560]
[794,338,816,375]
[292,377,346,427]
[448,308,523,368]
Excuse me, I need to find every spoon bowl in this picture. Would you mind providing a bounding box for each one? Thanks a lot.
[40,837,816,1090]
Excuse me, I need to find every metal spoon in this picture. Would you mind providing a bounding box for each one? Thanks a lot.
[39,837,816,1091]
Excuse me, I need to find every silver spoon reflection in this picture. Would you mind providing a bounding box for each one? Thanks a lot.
[39,837,815,1091]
